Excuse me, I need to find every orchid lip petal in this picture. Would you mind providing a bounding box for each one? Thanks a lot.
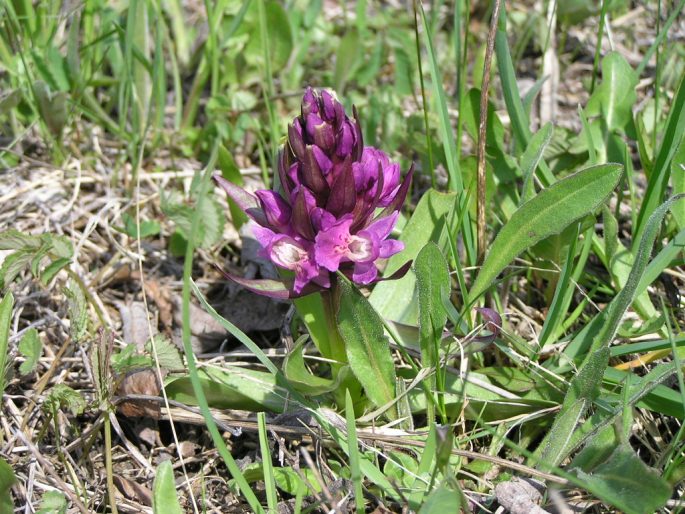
[213,174,268,226]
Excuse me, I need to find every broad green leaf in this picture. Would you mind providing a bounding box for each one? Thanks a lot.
[165,366,287,413]
[18,328,41,375]
[417,483,461,513]
[0,293,14,393]
[0,230,40,251]
[542,195,685,464]
[64,280,87,342]
[520,123,553,203]
[0,249,34,289]
[36,491,67,514]
[0,90,21,115]
[586,52,637,133]
[283,336,344,395]
[575,445,670,514]
[536,348,610,466]
[152,460,183,514]
[0,458,16,513]
[33,81,68,138]
[337,279,397,417]
[44,384,86,416]
[334,28,361,93]
[415,243,449,417]
[470,163,623,301]
[244,0,293,69]
[416,243,449,367]
[121,213,161,239]
[145,335,183,370]
[40,258,71,285]
[161,191,224,249]
[370,190,459,325]
[231,463,321,495]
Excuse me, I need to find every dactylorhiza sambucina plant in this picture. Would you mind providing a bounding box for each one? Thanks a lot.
[214,88,413,299]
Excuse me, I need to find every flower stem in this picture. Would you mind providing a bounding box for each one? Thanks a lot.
[320,281,347,366]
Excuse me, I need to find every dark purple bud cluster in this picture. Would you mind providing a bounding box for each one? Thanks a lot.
[215,88,413,298]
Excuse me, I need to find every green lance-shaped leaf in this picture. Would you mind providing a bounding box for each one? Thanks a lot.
[0,292,14,393]
[152,460,183,514]
[415,243,450,416]
[537,194,685,467]
[18,328,41,375]
[284,336,348,395]
[0,458,16,512]
[470,163,623,301]
[586,52,638,133]
[575,444,671,514]
[337,279,398,418]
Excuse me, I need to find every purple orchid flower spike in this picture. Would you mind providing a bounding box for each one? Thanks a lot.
[214,87,413,298]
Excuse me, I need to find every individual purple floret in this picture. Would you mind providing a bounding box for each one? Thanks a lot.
[214,87,413,298]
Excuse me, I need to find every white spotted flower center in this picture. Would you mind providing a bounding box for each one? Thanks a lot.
[346,235,374,261]
[271,239,308,270]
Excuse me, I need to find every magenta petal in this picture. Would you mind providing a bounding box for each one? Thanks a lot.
[364,211,400,240]
[302,87,318,116]
[288,122,306,160]
[213,174,268,226]
[337,121,355,157]
[314,217,354,272]
[321,90,337,120]
[310,145,333,174]
[379,239,404,259]
[251,223,276,250]
[379,163,414,218]
[255,190,291,228]
[352,262,378,284]
[311,207,336,232]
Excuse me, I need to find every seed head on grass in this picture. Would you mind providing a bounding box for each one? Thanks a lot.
[215,87,413,297]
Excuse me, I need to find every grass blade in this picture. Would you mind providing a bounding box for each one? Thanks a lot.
[345,390,365,514]
[0,292,13,393]
[258,412,278,513]
[180,142,264,513]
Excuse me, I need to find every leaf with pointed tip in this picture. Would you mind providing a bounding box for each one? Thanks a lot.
[214,265,319,299]
[284,336,349,395]
[470,163,623,301]
[379,164,414,218]
[337,279,398,418]
[213,174,267,226]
